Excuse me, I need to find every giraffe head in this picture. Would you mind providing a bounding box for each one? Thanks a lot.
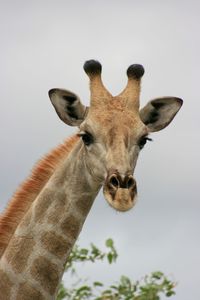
[49,60,183,212]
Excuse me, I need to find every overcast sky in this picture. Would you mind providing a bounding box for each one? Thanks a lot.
[0,1,200,299]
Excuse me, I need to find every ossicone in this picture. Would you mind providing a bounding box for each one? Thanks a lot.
[83,60,102,76]
[127,64,145,80]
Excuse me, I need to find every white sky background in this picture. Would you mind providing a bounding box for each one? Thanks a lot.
[0,0,200,299]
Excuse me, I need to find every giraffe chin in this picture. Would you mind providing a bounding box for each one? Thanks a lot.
[103,187,137,212]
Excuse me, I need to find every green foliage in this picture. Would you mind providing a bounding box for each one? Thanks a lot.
[65,238,118,275]
[57,239,176,300]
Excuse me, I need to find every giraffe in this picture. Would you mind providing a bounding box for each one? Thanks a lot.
[0,60,183,299]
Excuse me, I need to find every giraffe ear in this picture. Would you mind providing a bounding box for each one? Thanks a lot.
[48,89,89,126]
[139,97,183,132]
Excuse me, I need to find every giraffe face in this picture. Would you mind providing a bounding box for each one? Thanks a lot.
[77,108,148,211]
[49,60,183,212]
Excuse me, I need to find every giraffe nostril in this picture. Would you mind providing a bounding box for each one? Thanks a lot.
[109,175,119,188]
[126,177,136,189]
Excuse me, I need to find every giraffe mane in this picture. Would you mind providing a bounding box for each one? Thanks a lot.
[0,134,79,258]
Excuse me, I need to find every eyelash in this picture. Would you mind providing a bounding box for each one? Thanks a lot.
[138,136,153,149]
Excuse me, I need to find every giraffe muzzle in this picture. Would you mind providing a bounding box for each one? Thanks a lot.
[103,172,137,212]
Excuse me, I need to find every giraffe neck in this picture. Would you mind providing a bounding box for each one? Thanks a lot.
[0,140,101,300]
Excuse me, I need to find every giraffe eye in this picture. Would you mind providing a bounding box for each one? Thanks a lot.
[138,136,152,149]
[80,132,94,146]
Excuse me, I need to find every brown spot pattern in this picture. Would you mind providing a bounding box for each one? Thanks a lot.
[30,256,60,295]
[76,197,93,215]
[0,269,13,300]
[5,236,35,273]
[16,282,45,300]
[47,193,69,225]
[61,215,81,239]
[34,189,54,223]
[41,231,71,259]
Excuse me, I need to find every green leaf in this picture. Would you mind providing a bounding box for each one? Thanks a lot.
[102,289,112,295]
[152,271,163,280]
[121,275,131,286]
[76,285,92,297]
[80,248,89,255]
[91,244,100,255]
[93,281,104,287]
[56,282,68,300]
[77,285,91,292]
[106,238,114,248]
[166,290,175,297]
[107,253,113,264]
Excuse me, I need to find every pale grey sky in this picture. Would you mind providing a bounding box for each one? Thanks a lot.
[0,1,200,299]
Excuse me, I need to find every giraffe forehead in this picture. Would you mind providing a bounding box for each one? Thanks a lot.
[85,108,145,138]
